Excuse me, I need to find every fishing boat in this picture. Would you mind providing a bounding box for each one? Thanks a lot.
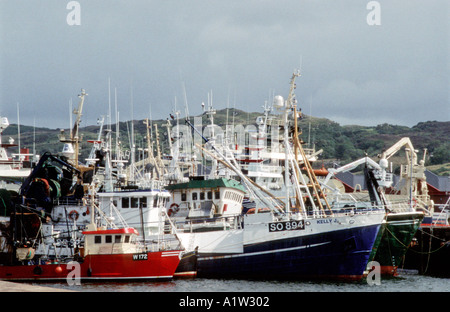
[0,181,182,282]
[0,224,181,281]
[167,178,384,280]
[165,71,386,281]
[76,117,194,278]
[23,90,180,256]
[320,140,427,276]
[0,90,183,281]
[0,116,33,190]
[402,199,449,277]
[373,211,424,275]
[167,173,385,280]
[362,165,424,276]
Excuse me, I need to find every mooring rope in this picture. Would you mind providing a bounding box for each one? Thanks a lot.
[385,226,449,255]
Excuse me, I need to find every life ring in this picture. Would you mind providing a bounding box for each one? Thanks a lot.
[168,203,180,216]
[68,210,79,220]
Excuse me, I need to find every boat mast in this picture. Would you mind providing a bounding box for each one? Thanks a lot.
[130,86,135,182]
[153,124,165,174]
[16,103,20,159]
[288,72,301,212]
[72,89,86,165]
[288,73,332,216]
[144,118,159,178]
[283,94,290,213]
[60,89,87,166]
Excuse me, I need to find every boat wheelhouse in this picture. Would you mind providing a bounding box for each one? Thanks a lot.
[165,177,247,262]
[82,226,141,255]
[79,224,182,280]
[97,188,171,236]
[165,176,246,221]
[0,116,33,188]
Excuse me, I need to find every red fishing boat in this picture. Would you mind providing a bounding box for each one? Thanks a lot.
[0,216,182,282]
[0,185,182,282]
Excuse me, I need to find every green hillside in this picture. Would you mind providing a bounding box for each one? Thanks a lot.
[2,109,449,175]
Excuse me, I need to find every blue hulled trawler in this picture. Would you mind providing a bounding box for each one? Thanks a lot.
[164,71,386,281]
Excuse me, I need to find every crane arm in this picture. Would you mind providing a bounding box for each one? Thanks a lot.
[322,157,381,186]
[378,137,417,164]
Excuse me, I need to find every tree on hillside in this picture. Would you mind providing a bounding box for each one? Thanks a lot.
[430,142,450,165]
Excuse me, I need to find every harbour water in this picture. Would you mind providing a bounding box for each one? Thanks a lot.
[31,271,449,292]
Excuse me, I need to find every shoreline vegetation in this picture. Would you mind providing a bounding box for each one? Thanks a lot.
[2,110,449,175]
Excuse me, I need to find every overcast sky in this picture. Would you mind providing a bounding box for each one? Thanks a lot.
[1,0,448,129]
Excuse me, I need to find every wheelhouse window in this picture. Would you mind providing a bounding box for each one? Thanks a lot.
[124,235,130,243]
[192,192,198,200]
[215,191,220,200]
[200,192,205,200]
[140,197,147,208]
[207,191,212,200]
[181,193,187,201]
[105,235,112,243]
[122,197,130,208]
[94,236,102,244]
[115,235,121,243]
[131,197,139,208]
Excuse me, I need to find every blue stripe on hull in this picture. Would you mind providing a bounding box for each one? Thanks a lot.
[197,224,381,281]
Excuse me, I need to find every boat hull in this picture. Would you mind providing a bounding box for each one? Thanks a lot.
[174,250,198,278]
[402,224,450,277]
[0,250,181,282]
[195,213,384,281]
[373,212,424,276]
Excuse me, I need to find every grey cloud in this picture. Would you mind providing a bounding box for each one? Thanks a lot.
[0,0,448,128]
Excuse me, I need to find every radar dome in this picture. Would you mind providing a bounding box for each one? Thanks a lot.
[273,95,285,109]
[0,117,9,131]
[379,158,388,169]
